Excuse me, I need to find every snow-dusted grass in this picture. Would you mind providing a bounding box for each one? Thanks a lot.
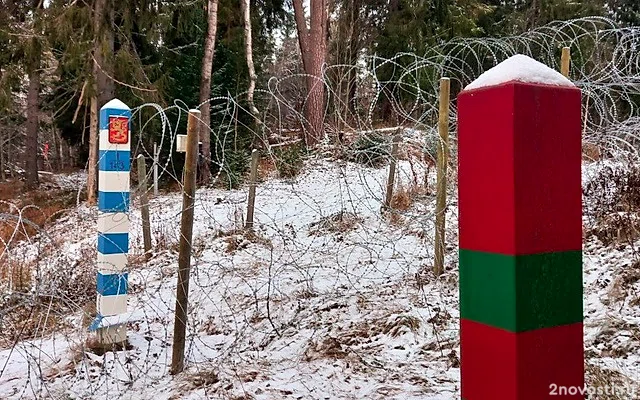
[0,158,639,399]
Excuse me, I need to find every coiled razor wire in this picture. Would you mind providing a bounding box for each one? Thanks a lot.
[1,16,640,399]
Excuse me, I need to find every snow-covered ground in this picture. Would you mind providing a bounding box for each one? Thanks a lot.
[0,158,639,399]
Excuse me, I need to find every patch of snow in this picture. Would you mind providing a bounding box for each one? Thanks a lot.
[102,98,130,110]
[0,158,639,399]
[464,54,575,91]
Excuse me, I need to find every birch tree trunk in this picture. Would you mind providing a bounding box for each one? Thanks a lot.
[242,0,259,117]
[198,0,219,185]
[292,0,327,148]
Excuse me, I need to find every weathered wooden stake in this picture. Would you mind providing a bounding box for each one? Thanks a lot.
[136,154,152,260]
[245,149,259,230]
[561,47,571,77]
[434,77,450,276]
[170,109,200,375]
[153,142,159,196]
[384,133,402,209]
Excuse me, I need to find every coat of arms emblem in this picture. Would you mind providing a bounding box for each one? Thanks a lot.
[108,116,129,144]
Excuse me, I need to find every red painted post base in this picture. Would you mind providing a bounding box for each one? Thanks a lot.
[461,319,584,400]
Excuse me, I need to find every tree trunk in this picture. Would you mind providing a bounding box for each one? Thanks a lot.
[0,133,5,182]
[24,66,40,190]
[53,128,62,171]
[8,130,14,178]
[198,0,219,186]
[88,95,99,201]
[293,0,327,147]
[98,4,115,105]
[63,139,73,168]
[87,0,108,204]
[242,0,259,117]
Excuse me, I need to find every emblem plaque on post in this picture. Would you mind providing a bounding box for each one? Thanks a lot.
[109,116,129,144]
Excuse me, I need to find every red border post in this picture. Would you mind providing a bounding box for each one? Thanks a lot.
[458,55,583,399]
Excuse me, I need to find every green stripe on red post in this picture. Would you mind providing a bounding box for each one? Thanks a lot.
[459,249,583,333]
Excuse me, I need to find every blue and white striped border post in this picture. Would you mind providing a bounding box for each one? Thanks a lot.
[89,98,131,345]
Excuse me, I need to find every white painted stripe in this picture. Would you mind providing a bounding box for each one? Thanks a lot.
[97,252,128,274]
[97,212,130,234]
[98,170,130,192]
[97,294,128,316]
[99,129,131,151]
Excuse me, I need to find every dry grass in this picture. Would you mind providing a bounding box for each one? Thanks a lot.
[0,257,34,292]
[257,156,277,180]
[0,242,96,348]
[308,211,363,235]
[590,213,640,247]
[304,311,422,362]
[584,166,640,247]
[585,362,638,400]
[219,229,273,254]
[0,180,76,254]
[583,142,602,162]
[153,224,179,253]
[0,295,70,349]
[182,369,220,390]
[608,259,640,304]
[390,183,427,211]
[386,211,406,226]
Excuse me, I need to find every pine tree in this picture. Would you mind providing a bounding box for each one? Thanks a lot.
[293,0,328,147]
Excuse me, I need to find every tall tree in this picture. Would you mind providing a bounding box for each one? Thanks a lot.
[198,0,219,185]
[24,0,45,189]
[242,0,259,117]
[293,0,328,147]
[87,0,108,204]
[329,0,385,130]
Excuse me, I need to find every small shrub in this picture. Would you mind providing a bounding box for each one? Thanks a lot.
[390,183,427,212]
[584,165,640,245]
[423,132,439,166]
[390,186,412,211]
[584,165,640,216]
[348,131,390,167]
[274,144,305,179]
[221,149,251,189]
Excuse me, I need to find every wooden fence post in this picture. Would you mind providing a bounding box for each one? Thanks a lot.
[245,149,259,230]
[434,77,450,276]
[170,109,200,375]
[136,154,152,260]
[561,47,571,77]
[384,132,402,209]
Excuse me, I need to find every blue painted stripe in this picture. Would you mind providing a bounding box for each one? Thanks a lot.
[97,272,128,296]
[100,108,132,130]
[98,232,129,254]
[98,191,130,213]
[99,150,131,172]
[88,314,103,331]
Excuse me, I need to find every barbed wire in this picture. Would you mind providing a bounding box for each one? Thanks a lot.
[1,16,640,399]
